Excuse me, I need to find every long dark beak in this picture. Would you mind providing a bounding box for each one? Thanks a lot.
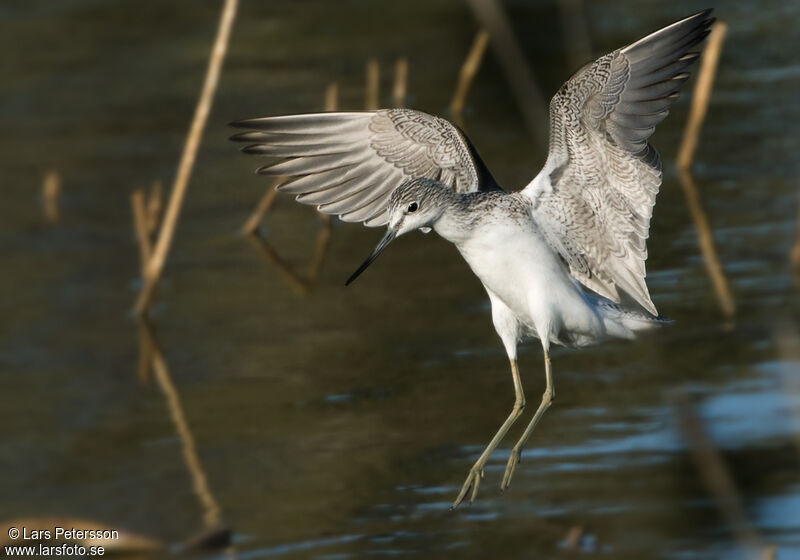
[345,229,396,286]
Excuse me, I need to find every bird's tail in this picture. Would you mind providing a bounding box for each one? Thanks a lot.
[595,299,672,340]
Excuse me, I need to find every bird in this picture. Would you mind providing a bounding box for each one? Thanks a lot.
[230,10,714,508]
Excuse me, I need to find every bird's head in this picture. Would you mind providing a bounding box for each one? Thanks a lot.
[346,178,451,285]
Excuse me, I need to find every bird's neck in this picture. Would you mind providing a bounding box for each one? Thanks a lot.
[432,193,480,244]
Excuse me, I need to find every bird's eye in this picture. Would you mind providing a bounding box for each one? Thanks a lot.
[407,202,418,213]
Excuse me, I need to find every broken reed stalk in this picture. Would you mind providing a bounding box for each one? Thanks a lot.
[392,58,408,108]
[677,22,727,171]
[679,169,736,317]
[556,0,592,70]
[466,0,549,149]
[450,30,490,120]
[324,81,339,112]
[145,180,163,236]
[132,190,154,384]
[675,393,767,559]
[141,319,222,528]
[240,184,280,235]
[42,170,61,223]
[136,317,154,385]
[131,189,153,276]
[365,58,380,110]
[135,0,239,315]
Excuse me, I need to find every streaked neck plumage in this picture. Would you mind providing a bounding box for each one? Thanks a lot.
[432,190,527,245]
[429,192,482,244]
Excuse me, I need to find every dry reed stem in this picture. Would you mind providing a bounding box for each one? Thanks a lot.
[240,182,281,235]
[131,189,153,275]
[42,170,61,223]
[466,0,549,148]
[141,318,222,528]
[325,82,339,112]
[136,0,239,315]
[365,58,380,110]
[392,58,408,108]
[133,190,154,384]
[678,168,735,318]
[450,30,490,120]
[675,392,766,559]
[136,317,154,386]
[677,22,727,171]
[146,180,163,235]
[557,0,592,70]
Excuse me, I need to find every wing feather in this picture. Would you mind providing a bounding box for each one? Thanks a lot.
[523,10,714,314]
[231,109,499,227]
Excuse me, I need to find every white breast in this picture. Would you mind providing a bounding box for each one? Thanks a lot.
[456,218,602,344]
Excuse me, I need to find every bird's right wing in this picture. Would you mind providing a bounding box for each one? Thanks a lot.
[231,109,498,227]
[523,10,714,314]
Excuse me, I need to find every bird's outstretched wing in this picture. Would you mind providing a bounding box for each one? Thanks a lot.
[231,110,498,227]
[523,9,714,315]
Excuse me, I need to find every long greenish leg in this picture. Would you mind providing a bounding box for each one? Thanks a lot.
[501,346,554,491]
[451,358,526,509]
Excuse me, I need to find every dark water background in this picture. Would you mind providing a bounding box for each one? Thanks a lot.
[1,0,799,558]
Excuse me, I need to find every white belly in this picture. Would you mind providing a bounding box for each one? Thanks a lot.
[456,222,602,344]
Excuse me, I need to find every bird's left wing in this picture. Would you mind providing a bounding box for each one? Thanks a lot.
[231,109,498,227]
[522,10,714,314]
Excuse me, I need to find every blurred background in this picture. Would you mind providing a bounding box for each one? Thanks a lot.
[2,0,799,558]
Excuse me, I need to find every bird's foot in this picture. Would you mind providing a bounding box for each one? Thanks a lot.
[450,465,484,510]
[501,447,521,491]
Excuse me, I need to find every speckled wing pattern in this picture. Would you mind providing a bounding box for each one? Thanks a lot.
[523,10,714,314]
[231,110,496,227]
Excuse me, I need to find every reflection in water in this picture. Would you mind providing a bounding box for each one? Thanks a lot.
[675,392,766,559]
[792,204,800,286]
[138,319,222,529]
[675,21,736,319]
[775,323,800,466]
[678,168,736,319]
[137,318,234,555]
[245,217,332,297]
